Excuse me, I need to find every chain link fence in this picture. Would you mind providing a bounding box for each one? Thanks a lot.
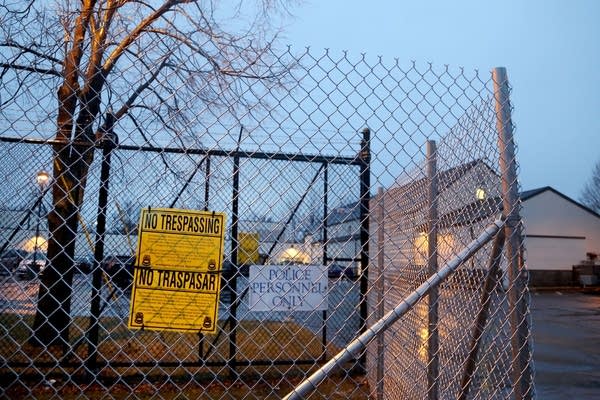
[1,4,533,398]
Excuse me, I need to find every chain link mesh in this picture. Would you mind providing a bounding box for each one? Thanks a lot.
[1,4,532,398]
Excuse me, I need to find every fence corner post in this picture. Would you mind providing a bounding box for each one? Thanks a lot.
[492,66,533,400]
[426,140,439,400]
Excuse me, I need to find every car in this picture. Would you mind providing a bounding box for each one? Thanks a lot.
[74,255,94,274]
[328,263,355,279]
[0,248,28,276]
[102,255,135,290]
[15,251,48,280]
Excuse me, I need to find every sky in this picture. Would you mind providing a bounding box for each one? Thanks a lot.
[280,0,600,200]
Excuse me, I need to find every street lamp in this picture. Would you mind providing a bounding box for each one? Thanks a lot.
[32,171,50,272]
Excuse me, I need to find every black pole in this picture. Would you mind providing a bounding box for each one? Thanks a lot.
[86,113,116,373]
[358,127,371,370]
[32,191,43,274]
[321,163,329,361]
[204,155,211,211]
[228,126,243,379]
[198,155,211,359]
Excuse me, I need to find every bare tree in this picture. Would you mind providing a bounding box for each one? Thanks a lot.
[1,0,294,348]
[580,159,600,213]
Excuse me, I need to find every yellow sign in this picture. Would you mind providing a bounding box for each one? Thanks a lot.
[128,208,226,333]
[238,232,260,264]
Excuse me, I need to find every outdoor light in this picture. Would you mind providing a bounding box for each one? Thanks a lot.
[32,170,50,267]
[475,187,486,201]
[36,170,50,188]
[279,245,309,264]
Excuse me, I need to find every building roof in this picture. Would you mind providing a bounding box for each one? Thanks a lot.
[388,158,500,216]
[519,186,552,201]
[520,186,600,219]
[394,158,497,193]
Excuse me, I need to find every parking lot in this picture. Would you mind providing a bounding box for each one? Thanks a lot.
[531,290,600,398]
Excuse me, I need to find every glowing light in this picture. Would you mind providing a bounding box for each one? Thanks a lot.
[475,187,486,201]
[413,233,456,265]
[278,246,310,264]
[23,236,48,252]
[36,170,50,187]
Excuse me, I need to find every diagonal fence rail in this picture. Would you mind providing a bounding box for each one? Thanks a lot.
[284,218,506,400]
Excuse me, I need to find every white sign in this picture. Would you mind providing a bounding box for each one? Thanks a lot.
[249,264,328,312]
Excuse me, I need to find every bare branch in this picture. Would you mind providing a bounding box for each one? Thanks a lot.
[0,0,36,18]
[0,62,61,77]
[580,160,600,213]
[125,110,175,172]
[143,27,288,81]
[103,0,195,74]
[0,40,63,65]
[113,57,172,121]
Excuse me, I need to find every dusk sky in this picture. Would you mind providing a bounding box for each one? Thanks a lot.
[282,0,600,200]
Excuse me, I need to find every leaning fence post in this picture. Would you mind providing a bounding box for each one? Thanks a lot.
[493,67,533,400]
[426,140,439,400]
[458,228,505,400]
[375,187,385,400]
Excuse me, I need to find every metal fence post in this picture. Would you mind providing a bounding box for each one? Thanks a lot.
[359,127,371,370]
[228,126,243,379]
[376,187,385,400]
[321,162,329,361]
[204,155,211,210]
[493,67,533,400]
[426,140,439,400]
[87,112,117,373]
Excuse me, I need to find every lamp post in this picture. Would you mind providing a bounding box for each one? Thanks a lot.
[33,171,50,272]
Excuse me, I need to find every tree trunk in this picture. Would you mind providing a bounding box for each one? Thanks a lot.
[30,74,103,349]
[30,140,95,349]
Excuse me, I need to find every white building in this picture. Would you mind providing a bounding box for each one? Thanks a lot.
[521,186,600,286]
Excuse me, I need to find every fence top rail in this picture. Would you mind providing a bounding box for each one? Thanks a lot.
[0,136,361,166]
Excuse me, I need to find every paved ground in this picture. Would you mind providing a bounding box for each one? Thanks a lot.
[531,290,600,398]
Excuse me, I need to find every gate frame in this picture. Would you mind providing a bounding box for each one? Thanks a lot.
[0,129,371,375]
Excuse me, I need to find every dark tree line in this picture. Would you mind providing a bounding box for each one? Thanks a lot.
[580,159,600,213]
